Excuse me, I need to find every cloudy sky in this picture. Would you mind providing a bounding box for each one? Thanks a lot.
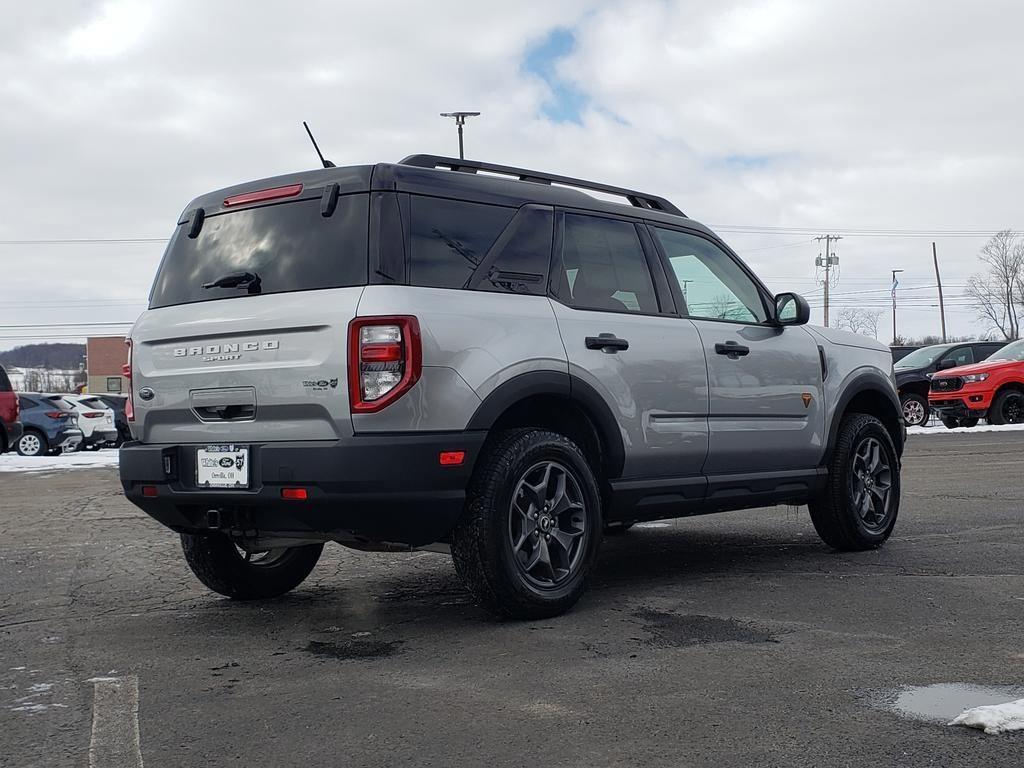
[2,0,1022,351]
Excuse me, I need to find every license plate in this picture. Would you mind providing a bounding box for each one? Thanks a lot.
[196,445,249,488]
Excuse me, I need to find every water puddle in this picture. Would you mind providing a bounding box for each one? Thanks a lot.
[877,683,1024,723]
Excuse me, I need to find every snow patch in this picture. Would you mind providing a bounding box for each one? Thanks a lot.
[950,698,1024,734]
[908,423,1024,436]
[0,451,119,473]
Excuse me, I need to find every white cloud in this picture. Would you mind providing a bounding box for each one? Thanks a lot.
[1,0,1022,348]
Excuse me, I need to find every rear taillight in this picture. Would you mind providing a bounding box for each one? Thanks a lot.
[348,316,421,413]
[44,411,66,419]
[82,412,104,419]
[124,339,134,422]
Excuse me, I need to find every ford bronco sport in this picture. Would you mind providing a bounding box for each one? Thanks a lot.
[120,155,905,619]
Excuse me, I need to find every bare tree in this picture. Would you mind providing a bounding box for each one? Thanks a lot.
[835,308,882,339]
[966,230,1023,340]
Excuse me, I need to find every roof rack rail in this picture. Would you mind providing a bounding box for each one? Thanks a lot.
[398,154,684,217]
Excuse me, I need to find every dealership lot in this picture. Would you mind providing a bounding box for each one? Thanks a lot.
[2,433,1023,767]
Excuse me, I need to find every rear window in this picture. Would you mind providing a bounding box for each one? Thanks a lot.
[79,397,108,410]
[149,195,369,309]
[45,396,75,411]
[0,366,10,392]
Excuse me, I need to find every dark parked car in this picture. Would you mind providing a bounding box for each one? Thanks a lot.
[889,345,921,363]
[0,365,22,453]
[894,341,1008,427]
[83,393,130,445]
[15,393,84,456]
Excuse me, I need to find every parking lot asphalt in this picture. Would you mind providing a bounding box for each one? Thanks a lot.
[2,433,1023,767]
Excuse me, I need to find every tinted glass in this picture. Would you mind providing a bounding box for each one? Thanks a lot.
[556,214,657,313]
[470,206,552,295]
[0,366,10,392]
[653,228,767,323]
[943,347,974,367]
[150,195,369,309]
[80,397,110,410]
[45,396,74,410]
[409,197,514,289]
[894,344,954,369]
[19,396,35,410]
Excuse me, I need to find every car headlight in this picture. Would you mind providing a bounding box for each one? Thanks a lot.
[962,373,989,383]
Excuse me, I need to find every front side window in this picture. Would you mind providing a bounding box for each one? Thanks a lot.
[653,227,767,323]
[554,214,658,314]
[943,347,975,367]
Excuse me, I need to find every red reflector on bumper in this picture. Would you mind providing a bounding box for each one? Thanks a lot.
[142,485,158,497]
[439,451,465,466]
[281,487,308,500]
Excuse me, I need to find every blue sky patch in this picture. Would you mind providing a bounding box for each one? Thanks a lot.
[523,28,588,124]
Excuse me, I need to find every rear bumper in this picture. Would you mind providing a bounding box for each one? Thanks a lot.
[119,432,487,547]
[55,428,83,451]
[84,429,119,446]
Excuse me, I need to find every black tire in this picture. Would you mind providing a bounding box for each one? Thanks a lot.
[900,393,929,427]
[16,429,48,457]
[988,389,1024,425]
[809,413,900,551]
[181,533,323,600]
[941,416,962,429]
[451,429,603,620]
[959,417,979,428]
[603,522,634,535]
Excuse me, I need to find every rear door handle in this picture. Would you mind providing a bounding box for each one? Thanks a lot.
[715,341,750,358]
[586,334,629,352]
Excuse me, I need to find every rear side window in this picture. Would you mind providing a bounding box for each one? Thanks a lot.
[149,195,369,309]
[553,214,658,313]
[409,197,514,289]
[19,396,35,410]
[0,366,10,392]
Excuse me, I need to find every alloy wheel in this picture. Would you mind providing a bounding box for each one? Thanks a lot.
[508,460,588,588]
[851,437,893,533]
[902,398,926,426]
[19,434,42,456]
[1000,393,1024,424]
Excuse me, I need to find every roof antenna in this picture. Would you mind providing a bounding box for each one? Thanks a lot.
[303,121,335,168]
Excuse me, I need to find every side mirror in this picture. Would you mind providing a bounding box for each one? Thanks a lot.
[774,292,810,326]
[937,358,957,370]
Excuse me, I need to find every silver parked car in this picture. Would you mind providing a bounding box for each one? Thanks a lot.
[120,155,905,618]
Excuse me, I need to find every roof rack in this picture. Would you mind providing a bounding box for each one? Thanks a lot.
[399,154,684,217]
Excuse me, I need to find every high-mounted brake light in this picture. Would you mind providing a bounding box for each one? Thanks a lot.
[348,316,422,413]
[124,338,134,422]
[223,184,303,207]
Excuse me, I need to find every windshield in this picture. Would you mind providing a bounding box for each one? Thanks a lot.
[149,195,368,309]
[989,339,1024,361]
[894,344,954,369]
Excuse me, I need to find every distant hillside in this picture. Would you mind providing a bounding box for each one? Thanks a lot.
[0,343,86,370]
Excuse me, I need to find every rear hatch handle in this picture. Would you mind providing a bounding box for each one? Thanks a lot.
[190,387,257,422]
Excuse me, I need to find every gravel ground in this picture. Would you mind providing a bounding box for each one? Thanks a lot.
[1,433,1022,767]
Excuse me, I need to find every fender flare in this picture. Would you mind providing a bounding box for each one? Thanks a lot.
[826,368,904,461]
[466,370,626,479]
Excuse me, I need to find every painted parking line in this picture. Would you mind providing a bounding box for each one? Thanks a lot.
[87,676,143,768]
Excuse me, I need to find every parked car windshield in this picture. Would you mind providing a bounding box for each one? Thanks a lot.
[894,344,954,370]
[989,339,1024,361]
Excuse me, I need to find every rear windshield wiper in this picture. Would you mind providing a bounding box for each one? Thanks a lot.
[202,271,262,294]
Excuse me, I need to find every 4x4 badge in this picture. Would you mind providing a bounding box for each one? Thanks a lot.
[802,393,813,408]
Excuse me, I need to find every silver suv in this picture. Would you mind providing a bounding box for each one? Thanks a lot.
[120,155,905,619]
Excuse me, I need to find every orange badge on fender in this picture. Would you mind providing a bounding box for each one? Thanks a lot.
[801,393,813,408]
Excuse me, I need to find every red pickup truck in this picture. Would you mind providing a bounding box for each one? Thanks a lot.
[929,339,1024,427]
[0,364,21,452]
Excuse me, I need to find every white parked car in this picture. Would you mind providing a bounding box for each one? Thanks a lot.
[61,394,118,450]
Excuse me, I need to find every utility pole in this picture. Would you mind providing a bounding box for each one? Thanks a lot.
[932,242,947,343]
[891,268,904,344]
[815,235,841,326]
[439,111,481,159]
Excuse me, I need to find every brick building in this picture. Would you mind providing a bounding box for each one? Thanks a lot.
[86,336,129,394]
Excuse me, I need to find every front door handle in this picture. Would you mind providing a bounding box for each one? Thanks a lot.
[586,334,629,353]
[715,341,750,359]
